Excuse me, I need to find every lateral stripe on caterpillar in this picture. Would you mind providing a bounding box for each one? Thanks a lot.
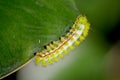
[35,15,90,66]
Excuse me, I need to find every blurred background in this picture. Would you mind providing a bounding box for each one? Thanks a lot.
[1,0,120,80]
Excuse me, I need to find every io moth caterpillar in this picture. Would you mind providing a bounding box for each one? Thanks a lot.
[35,15,90,66]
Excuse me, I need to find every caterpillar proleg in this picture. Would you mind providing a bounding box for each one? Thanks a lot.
[35,15,90,66]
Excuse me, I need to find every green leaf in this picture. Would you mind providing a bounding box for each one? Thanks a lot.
[0,0,79,78]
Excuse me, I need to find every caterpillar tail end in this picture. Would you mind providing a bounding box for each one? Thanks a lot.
[35,56,41,65]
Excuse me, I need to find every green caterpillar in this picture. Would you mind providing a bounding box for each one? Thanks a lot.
[35,15,90,66]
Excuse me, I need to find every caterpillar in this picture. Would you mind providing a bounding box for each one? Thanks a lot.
[35,15,90,66]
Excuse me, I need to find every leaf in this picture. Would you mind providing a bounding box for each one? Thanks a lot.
[0,0,79,78]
